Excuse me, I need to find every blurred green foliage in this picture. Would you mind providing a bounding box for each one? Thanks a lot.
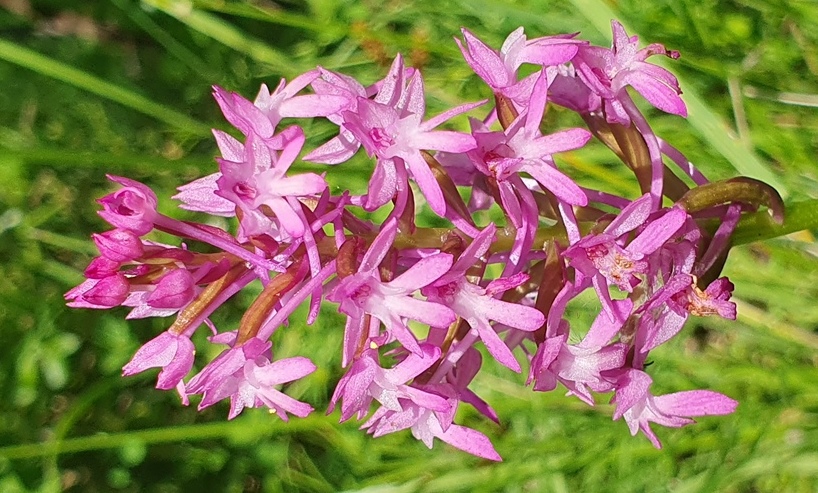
[0,0,817,491]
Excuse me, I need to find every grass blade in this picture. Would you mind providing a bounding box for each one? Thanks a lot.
[0,38,211,135]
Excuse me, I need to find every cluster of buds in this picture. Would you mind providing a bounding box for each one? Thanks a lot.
[66,21,783,460]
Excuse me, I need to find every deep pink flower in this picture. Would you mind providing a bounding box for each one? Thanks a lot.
[215,126,327,239]
[671,276,736,319]
[444,347,499,424]
[92,229,144,263]
[529,299,631,404]
[563,194,688,321]
[320,55,483,214]
[466,72,591,206]
[253,70,349,129]
[65,274,129,308]
[146,269,196,309]
[172,130,242,217]
[456,27,583,107]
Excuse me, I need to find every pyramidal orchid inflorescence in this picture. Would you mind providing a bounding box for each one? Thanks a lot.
[67,20,784,460]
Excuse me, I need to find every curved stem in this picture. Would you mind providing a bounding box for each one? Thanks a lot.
[731,198,818,246]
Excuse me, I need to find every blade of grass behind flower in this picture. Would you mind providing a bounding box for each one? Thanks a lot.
[0,38,211,136]
[565,0,789,199]
[110,0,219,82]
[144,0,308,78]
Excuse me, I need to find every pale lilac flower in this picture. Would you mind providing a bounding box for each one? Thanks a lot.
[574,20,686,124]
[456,27,583,107]
[422,224,544,372]
[361,383,501,461]
[122,331,195,404]
[329,344,448,422]
[329,55,484,214]
[186,337,316,420]
[610,368,738,448]
[327,219,456,363]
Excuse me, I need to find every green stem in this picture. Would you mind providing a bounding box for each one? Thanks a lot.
[731,199,818,246]
[0,38,211,135]
[0,414,335,460]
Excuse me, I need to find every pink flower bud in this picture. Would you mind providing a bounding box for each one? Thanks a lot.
[93,229,144,262]
[82,274,129,307]
[98,175,158,235]
[147,269,195,309]
[84,255,121,279]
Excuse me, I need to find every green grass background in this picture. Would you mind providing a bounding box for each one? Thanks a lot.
[1,0,818,491]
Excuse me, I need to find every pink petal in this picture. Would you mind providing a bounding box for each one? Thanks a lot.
[612,369,652,419]
[627,206,687,254]
[272,173,328,196]
[522,162,588,206]
[213,130,244,162]
[173,173,236,217]
[403,152,446,215]
[458,28,508,88]
[360,219,399,273]
[471,318,521,372]
[255,357,317,386]
[279,94,350,118]
[147,269,195,309]
[435,422,502,461]
[524,127,592,157]
[303,131,360,164]
[606,193,654,238]
[387,253,453,292]
[421,100,487,131]
[654,390,738,417]
[620,67,687,117]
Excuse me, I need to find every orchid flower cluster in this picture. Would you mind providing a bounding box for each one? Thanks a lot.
[66,21,783,460]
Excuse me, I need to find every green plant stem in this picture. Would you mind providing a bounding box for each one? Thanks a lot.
[0,414,336,460]
[0,38,211,136]
[731,199,818,246]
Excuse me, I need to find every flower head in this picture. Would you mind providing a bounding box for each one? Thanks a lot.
[574,20,686,124]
